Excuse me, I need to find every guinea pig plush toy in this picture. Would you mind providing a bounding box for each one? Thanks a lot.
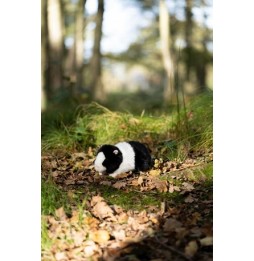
[94,141,153,178]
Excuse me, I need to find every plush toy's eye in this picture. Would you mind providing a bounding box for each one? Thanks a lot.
[113,150,119,155]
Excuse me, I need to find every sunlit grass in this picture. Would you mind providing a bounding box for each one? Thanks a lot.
[42,91,213,161]
[41,178,71,216]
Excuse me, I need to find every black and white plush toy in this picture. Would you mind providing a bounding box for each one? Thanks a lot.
[94,141,153,178]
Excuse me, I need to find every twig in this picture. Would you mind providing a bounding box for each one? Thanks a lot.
[154,236,192,261]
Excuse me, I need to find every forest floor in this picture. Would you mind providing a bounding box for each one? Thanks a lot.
[42,92,213,260]
[42,148,212,261]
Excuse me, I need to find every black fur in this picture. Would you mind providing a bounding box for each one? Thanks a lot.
[97,145,123,174]
[128,141,153,171]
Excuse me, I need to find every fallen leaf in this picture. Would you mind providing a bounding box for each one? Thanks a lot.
[73,231,85,246]
[112,229,126,241]
[114,172,130,178]
[65,179,76,185]
[169,184,174,193]
[173,185,181,191]
[185,240,198,258]
[184,195,196,203]
[149,169,161,176]
[200,236,213,246]
[182,182,195,191]
[90,196,104,207]
[163,218,182,232]
[52,171,59,177]
[55,251,67,261]
[72,152,86,160]
[112,181,127,189]
[190,227,203,237]
[83,240,98,257]
[55,207,66,221]
[100,181,112,186]
[137,176,144,185]
[90,229,110,244]
[117,212,129,223]
[151,177,168,192]
[91,200,114,219]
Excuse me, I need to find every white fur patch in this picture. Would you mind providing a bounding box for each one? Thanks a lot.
[109,142,135,178]
[94,152,106,173]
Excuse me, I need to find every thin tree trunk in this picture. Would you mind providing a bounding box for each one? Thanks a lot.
[90,0,105,101]
[74,0,87,91]
[41,0,47,111]
[198,0,209,91]
[159,0,174,104]
[47,0,64,97]
[185,0,193,81]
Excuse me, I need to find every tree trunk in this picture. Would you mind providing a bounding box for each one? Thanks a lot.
[74,0,87,91]
[159,0,174,104]
[90,0,105,101]
[41,0,47,111]
[47,0,64,97]
[185,0,193,81]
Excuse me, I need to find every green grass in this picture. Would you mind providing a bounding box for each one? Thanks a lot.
[41,216,52,251]
[42,102,172,153]
[41,178,72,216]
[42,91,213,160]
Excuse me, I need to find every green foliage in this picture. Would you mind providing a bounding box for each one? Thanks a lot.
[42,102,171,153]
[77,102,171,146]
[42,92,213,163]
[41,178,71,216]
[166,91,213,160]
[41,217,52,251]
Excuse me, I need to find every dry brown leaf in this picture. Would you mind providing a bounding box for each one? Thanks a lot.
[163,218,182,232]
[90,229,110,244]
[72,152,86,159]
[55,207,66,221]
[184,195,196,203]
[137,176,144,185]
[112,229,126,241]
[92,200,114,219]
[190,227,203,237]
[65,179,76,185]
[100,181,112,186]
[174,185,181,191]
[50,160,58,169]
[52,171,59,178]
[85,217,100,230]
[200,236,213,246]
[117,212,129,223]
[112,181,127,189]
[73,231,85,247]
[182,182,195,191]
[151,177,168,192]
[83,240,98,257]
[90,196,104,207]
[131,179,139,186]
[114,172,130,178]
[55,251,67,261]
[185,240,198,258]
[113,205,124,214]
[169,184,174,193]
[149,214,159,224]
[149,169,161,176]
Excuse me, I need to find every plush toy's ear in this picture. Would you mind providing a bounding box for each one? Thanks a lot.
[113,149,119,155]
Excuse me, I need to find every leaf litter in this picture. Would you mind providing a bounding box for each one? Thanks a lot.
[42,148,213,260]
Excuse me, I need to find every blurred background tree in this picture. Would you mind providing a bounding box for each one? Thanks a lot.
[41,0,212,113]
